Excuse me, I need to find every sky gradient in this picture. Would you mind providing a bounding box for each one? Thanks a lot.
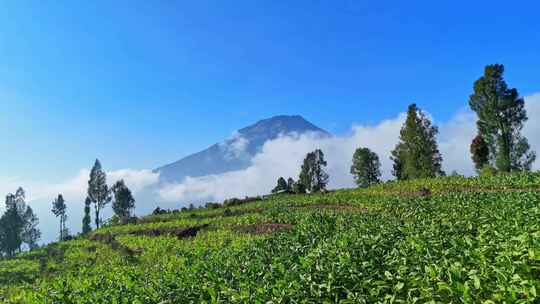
[1,0,540,182]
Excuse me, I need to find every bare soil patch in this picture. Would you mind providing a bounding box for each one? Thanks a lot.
[89,233,142,257]
[128,224,209,239]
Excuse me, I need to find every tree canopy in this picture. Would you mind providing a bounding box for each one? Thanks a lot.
[87,159,111,228]
[0,188,40,256]
[271,177,289,193]
[350,147,381,188]
[299,149,329,192]
[111,180,136,220]
[82,197,92,234]
[391,104,444,180]
[469,64,536,172]
[52,194,68,241]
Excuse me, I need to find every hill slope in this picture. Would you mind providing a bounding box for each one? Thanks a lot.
[154,115,330,183]
[2,174,540,302]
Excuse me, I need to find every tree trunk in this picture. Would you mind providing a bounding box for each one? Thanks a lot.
[496,131,511,172]
[95,203,100,229]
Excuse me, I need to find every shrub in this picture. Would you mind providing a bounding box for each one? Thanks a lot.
[480,165,498,177]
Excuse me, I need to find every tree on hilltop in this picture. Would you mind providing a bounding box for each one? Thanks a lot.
[52,194,67,241]
[350,147,381,188]
[299,149,329,192]
[469,64,535,172]
[391,104,444,180]
[87,159,111,229]
[111,180,135,222]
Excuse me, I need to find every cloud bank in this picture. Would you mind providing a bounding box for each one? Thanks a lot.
[157,93,540,204]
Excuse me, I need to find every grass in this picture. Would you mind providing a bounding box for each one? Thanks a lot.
[2,173,540,303]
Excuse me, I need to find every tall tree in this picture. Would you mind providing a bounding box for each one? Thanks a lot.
[87,159,111,229]
[271,177,288,193]
[21,206,40,250]
[350,147,381,188]
[469,64,536,172]
[0,188,41,255]
[0,191,26,256]
[299,149,329,192]
[51,194,67,241]
[82,197,92,234]
[391,104,444,180]
[0,206,24,256]
[470,134,490,171]
[111,180,135,221]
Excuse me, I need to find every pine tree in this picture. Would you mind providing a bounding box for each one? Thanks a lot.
[82,197,92,234]
[470,134,490,171]
[299,149,329,192]
[111,180,135,222]
[87,159,111,229]
[469,64,536,172]
[271,177,288,193]
[350,147,381,188]
[391,104,444,180]
[52,194,67,241]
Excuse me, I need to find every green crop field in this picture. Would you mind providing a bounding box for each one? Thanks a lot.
[2,173,540,303]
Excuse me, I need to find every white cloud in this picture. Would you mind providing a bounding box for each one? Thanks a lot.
[523,93,540,170]
[2,169,159,205]
[157,117,408,203]
[157,92,540,203]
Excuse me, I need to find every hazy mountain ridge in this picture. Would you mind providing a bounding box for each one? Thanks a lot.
[154,115,330,183]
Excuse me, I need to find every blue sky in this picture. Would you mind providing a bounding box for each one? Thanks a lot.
[1,1,540,182]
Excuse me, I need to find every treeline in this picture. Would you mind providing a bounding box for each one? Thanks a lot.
[271,64,536,192]
[0,159,137,256]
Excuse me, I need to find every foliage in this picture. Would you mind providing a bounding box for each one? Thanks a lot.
[271,177,289,193]
[292,181,306,194]
[111,179,136,220]
[391,103,444,180]
[470,134,490,171]
[299,149,329,192]
[0,205,24,256]
[469,64,536,172]
[87,159,111,229]
[480,165,498,177]
[51,194,67,241]
[4,174,540,302]
[0,188,40,256]
[21,206,40,250]
[287,177,295,191]
[82,197,92,234]
[350,147,381,188]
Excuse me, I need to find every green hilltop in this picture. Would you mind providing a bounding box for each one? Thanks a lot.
[2,173,540,303]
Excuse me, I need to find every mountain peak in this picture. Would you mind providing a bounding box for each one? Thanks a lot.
[155,115,330,183]
[238,115,329,138]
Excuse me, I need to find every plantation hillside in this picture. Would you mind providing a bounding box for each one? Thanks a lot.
[2,173,540,303]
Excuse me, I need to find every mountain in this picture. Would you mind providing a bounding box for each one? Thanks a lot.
[154,115,330,183]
